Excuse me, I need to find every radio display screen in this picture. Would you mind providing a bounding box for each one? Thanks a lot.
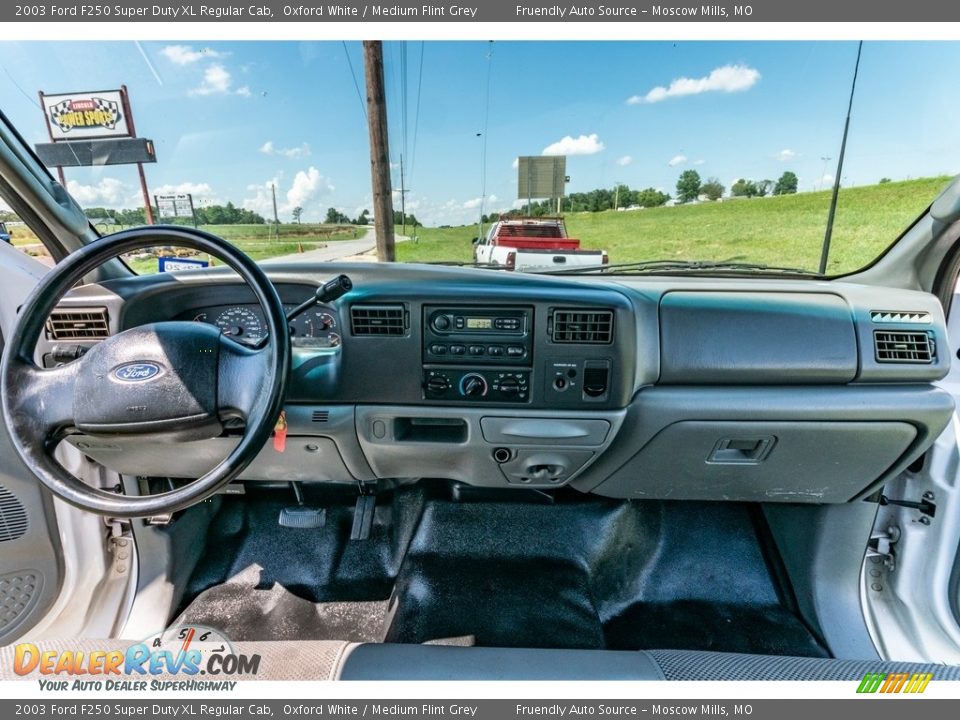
[466,318,493,330]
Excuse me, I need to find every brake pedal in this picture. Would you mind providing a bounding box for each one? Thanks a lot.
[278,482,325,529]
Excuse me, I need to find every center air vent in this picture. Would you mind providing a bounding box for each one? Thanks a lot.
[45,308,109,341]
[350,304,407,336]
[550,309,614,344]
[874,330,935,364]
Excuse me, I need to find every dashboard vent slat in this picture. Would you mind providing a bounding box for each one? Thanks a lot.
[0,484,28,543]
[874,330,935,364]
[350,304,407,336]
[311,410,330,423]
[550,309,614,344]
[45,308,109,341]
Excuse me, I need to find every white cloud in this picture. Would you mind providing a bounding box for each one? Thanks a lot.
[189,64,249,97]
[631,64,761,104]
[667,154,688,167]
[286,167,335,211]
[463,194,498,210]
[260,141,311,159]
[693,159,706,166]
[776,149,797,162]
[66,177,127,206]
[161,45,227,66]
[616,155,633,167]
[542,133,605,156]
[511,158,519,169]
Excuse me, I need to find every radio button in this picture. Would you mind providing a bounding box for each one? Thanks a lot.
[469,345,485,356]
[433,315,452,331]
[506,345,525,357]
[430,344,447,355]
[487,345,504,356]
[450,344,466,355]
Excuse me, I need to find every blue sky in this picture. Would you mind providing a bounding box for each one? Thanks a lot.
[1,40,959,225]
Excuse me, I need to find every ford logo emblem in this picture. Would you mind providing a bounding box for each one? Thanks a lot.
[113,362,162,382]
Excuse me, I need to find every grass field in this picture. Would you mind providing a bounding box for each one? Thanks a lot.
[397,176,953,274]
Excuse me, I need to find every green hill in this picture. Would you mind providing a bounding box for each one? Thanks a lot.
[398,176,954,274]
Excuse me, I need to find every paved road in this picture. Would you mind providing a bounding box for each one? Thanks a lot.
[263,227,408,264]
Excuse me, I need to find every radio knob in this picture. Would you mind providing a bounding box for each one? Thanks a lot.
[433,314,451,331]
[460,373,488,398]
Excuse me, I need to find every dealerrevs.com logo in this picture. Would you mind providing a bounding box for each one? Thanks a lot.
[856,672,933,694]
[12,626,260,692]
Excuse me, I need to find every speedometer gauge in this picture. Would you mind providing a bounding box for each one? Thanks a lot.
[216,306,265,345]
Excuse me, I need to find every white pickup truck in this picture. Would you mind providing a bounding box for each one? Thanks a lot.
[473,217,607,271]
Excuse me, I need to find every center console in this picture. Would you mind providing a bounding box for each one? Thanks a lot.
[422,305,534,403]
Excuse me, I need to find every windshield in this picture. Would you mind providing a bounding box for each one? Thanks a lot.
[1,40,957,275]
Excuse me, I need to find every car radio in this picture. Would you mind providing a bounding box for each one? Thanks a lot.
[423,306,533,365]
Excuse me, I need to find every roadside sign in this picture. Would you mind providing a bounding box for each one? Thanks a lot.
[39,89,131,142]
[158,257,209,272]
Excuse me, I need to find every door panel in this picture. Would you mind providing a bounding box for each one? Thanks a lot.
[0,242,64,644]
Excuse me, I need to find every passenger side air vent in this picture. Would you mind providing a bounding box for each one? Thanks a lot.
[350,304,407,336]
[874,330,935,364]
[45,308,109,341]
[311,410,330,423]
[550,309,614,344]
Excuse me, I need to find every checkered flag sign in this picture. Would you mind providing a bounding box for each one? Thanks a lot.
[48,97,123,134]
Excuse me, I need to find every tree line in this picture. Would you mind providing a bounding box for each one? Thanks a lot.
[486,170,801,221]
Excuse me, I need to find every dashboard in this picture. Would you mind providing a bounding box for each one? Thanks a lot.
[40,261,955,504]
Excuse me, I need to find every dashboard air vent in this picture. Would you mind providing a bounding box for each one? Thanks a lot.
[550,309,614,344]
[874,330,935,364]
[0,484,28,543]
[311,410,330,423]
[350,304,407,336]
[45,308,109,341]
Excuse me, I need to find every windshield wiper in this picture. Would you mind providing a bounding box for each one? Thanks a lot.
[536,259,825,277]
[424,260,513,270]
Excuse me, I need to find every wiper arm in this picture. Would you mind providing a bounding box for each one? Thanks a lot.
[423,260,513,270]
[537,259,824,277]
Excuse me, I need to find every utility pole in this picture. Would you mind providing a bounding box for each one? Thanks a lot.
[363,40,395,262]
[271,183,280,241]
[400,153,407,236]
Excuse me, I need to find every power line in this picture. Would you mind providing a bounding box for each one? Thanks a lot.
[341,41,367,122]
[477,41,494,239]
[409,41,425,181]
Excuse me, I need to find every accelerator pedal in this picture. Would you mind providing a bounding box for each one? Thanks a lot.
[350,489,377,541]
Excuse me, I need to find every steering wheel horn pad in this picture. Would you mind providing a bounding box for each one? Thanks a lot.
[73,322,222,439]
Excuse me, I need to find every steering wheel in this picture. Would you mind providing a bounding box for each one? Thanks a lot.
[0,227,290,518]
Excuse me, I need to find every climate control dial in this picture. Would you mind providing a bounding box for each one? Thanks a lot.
[459,373,488,398]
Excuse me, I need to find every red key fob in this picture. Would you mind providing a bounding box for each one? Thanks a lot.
[273,411,287,453]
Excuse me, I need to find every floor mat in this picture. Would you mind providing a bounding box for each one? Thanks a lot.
[172,485,828,657]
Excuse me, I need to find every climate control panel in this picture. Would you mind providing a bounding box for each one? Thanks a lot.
[423,368,531,403]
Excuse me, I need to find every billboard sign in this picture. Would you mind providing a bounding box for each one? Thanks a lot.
[40,89,131,141]
[517,156,567,200]
[35,138,156,167]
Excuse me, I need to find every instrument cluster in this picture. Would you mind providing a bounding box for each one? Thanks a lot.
[181,304,341,348]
